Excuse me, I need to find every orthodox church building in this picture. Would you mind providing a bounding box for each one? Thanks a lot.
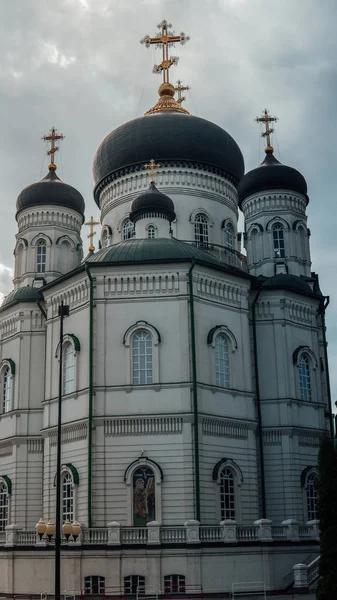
[0,20,331,599]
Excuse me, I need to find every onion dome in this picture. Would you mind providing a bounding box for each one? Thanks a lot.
[130,182,176,223]
[260,274,316,297]
[1,285,42,310]
[16,166,85,220]
[237,148,308,208]
[93,87,244,205]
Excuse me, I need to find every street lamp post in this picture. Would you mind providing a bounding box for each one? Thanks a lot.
[55,301,69,600]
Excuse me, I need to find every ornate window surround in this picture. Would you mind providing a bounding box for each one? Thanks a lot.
[207,325,238,389]
[0,359,15,414]
[124,457,163,526]
[301,466,318,523]
[293,346,318,403]
[53,464,79,521]
[212,458,242,522]
[55,334,80,397]
[123,321,161,386]
[31,233,52,273]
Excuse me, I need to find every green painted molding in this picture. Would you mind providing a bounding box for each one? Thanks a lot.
[3,359,15,375]
[67,334,81,352]
[53,463,79,486]
[0,475,12,494]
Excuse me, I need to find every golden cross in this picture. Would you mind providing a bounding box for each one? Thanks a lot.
[255,109,278,152]
[140,20,189,83]
[144,159,161,184]
[42,127,64,170]
[84,216,100,252]
[175,80,190,105]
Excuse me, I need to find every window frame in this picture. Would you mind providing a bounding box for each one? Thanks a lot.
[124,575,145,596]
[194,213,209,247]
[298,353,311,402]
[123,321,160,386]
[84,576,105,596]
[223,221,234,250]
[207,326,237,390]
[272,222,285,259]
[0,479,9,532]
[36,239,47,273]
[294,347,317,403]
[123,219,135,241]
[302,468,318,523]
[146,224,156,239]
[57,335,80,397]
[214,333,230,388]
[62,470,74,523]
[132,330,153,385]
[54,465,78,523]
[124,457,163,526]
[63,340,76,395]
[213,459,242,523]
[164,575,186,595]
[0,360,15,414]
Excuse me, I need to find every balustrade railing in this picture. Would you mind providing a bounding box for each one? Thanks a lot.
[84,528,108,544]
[237,526,259,541]
[298,525,312,538]
[271,525,287,539]
[16,530,36,545]
[121,527,148,544]
[199,526,222,542]
[160,526,186,543]
[308,556,320,584]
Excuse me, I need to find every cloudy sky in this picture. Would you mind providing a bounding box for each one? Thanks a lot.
[0,0,336,401]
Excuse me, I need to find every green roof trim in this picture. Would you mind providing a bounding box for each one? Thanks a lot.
[1,286,42,311]
[68,334,80,352]
[0,475,12,494]
[3,359,15,375]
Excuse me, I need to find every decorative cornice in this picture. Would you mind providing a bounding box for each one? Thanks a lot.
[242,191,307,219]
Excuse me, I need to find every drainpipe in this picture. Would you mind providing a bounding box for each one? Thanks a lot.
[319,296,334,439]
[252,286,266,519]
[188,259,201,522]
[85,264,94,527]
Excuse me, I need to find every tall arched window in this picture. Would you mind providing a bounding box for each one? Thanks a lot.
[224,222,234,250]
[305,471,318,521]
[299,353,311,401]
[147,225,156,239]
[36,239,47,273]
[272,223,285,258]
[132,330,153,385]
[220,467,235,520]
[123,219,135,241]
[63,342,75,395]
[0,481,9,531]
[194,214,209,246]
[215,334,229,388]
[62,471,74,523]
[133,466,155,526]
[124,576,145,596]
[2,367,11,413]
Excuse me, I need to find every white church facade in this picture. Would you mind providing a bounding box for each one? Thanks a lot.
[0,21,331,599]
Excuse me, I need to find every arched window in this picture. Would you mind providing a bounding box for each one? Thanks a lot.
[305,471,318,521]
[84,576,105,595]
[220,467,236,520]
[215,334,229,388]
[102,230,109,248]
[63,342,75,395]
[133,466,156,526]
[194,214,209,246]
[164,575,186,595]
[36,239,47,273]
[2,367,11,413]
[0,481,9,531]
[123,219,135,241]
[124,576,145,596]
[62,471,74,523]
[299,353,311,401]
[132,330,153,385]
[147,225,156,239]
[272,223,285,258]
[224,222,234,250]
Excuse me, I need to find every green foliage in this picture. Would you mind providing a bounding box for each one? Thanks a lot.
[316,435,337,600]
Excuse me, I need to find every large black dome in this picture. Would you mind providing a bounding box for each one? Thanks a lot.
[238,151,308,208]
[130,183,176,223]
[16,168,85,219]
[93,112,244,205]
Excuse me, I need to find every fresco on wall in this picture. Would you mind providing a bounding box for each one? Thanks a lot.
[133,466,155,526]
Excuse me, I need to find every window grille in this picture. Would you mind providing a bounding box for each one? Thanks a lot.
[164,575,186,594]
[62,472,74,523]
[215,334,229,388]
[272,223,285,258]
[36,239,47,273]
[306,472,318,521]
[220,467,235,520]
[299,353,311,401]
[124,576,145,596]
[194,214,209,246]
[147,225,156,239]
[84,576,105,595]
[132,331,153,385]
[123,220,135,240]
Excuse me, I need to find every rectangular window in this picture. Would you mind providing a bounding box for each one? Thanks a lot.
[164,575,186,595]
[124,576,145,596]
[84,576,105,595]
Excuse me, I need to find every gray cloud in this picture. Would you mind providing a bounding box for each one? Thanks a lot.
[0,0,336,399]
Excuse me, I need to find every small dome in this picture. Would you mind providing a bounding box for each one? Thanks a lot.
[130,183,176,223]
[261,274,316,297]
[238,150,308,207]
[16,168,85,219]
[1,285,42,309]
[93,112,244,205]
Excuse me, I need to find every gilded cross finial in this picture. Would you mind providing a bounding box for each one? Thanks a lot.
[140,20,189,84]
[144,159,161,184]
[174,80,190,105]
[84,216,100,253]
[255,109,278,154]
[42,127,65,171]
